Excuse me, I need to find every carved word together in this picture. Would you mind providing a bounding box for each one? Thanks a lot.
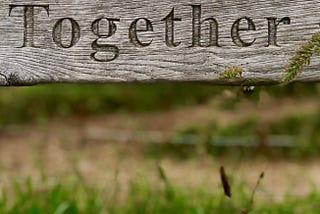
[7,4,291,62]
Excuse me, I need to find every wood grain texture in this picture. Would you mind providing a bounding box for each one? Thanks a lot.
[0,0,320,85]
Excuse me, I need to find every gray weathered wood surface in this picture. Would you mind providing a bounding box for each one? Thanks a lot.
[1,0,320,85]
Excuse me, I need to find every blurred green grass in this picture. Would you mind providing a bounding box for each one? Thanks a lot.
[1,170,320,214]
[0,82,319,125]
[0,83,222,125]
[0,83,320,213]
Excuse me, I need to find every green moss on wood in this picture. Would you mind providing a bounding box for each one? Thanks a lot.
[284,32,320,84]
[219,65,243,79]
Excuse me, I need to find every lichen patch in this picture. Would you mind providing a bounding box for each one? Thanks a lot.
[219,65,243,79]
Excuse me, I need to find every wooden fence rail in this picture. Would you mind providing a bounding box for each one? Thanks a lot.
[1,0,320,85]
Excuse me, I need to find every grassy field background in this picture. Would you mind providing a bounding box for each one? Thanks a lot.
[0,83,319,213]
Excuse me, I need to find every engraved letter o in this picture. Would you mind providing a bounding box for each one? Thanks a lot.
[53,18,80,48]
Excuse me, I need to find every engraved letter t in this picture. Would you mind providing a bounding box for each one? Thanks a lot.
[9,5,49,48]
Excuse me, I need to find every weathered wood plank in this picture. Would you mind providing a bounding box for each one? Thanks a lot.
[0,0,320,85]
